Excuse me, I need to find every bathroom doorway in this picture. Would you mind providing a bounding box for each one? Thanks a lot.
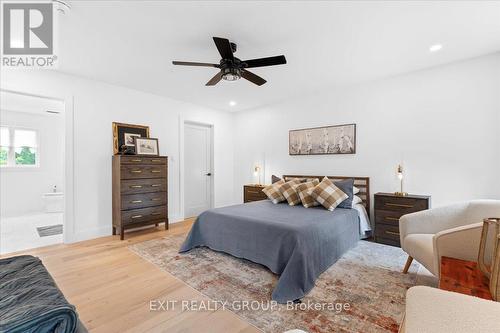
[0,91,66,254]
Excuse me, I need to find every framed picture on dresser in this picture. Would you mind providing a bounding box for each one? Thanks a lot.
[112,122,150,154]
[135,137,159,156]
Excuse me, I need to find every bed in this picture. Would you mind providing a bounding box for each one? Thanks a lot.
[0,255,87,333]
[180,175,370,303]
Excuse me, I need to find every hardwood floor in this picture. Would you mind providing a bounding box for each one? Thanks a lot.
[1,220,261,333]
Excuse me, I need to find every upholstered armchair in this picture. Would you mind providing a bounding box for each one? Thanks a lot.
[400,286,500,333]
[399,200,500,276]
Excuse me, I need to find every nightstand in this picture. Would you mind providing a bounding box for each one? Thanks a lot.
[243,184,268,203]
[374,192,431,247]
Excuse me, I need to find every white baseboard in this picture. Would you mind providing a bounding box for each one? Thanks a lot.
[66,216,186,244]
[67,226,110,243]
[169,214,185,224]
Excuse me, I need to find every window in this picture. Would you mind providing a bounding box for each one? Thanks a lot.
[0,126,39,167]
[0,127,8,166]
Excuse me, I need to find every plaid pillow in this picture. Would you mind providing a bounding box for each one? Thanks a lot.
[310,177,348,211]
[271,175,282,184]
[262,179,286,204]
[279,179,304,205]
[295,179,320,208]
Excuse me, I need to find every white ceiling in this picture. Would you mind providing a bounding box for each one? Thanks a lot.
[56,1,500,112]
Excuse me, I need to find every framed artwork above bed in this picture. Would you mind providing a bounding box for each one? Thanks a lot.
[289,123,356,155]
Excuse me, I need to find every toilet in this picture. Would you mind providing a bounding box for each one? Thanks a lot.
[42,192,64,213]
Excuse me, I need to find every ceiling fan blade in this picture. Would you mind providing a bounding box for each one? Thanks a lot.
[213,37,234,61]
[241,69,267,86]
[172,61,219,68]
[205,71,223,86]
[243,55,287,68]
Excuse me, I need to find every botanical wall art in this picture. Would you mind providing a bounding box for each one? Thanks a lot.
[289,123,356,155]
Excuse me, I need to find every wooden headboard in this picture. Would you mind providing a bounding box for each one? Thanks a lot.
[282,175,370,214]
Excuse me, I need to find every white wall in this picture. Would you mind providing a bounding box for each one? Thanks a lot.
[0,110,64,216]
[1,53,498,242]
[234,53,500,213]
[0,69,235,242]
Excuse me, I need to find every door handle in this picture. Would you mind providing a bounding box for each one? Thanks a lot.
[206,173,212,176]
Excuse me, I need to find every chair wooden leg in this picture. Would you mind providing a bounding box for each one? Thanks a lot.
[403,256,413,274]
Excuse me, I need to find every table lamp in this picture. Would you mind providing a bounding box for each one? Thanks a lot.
[395,164,407,196]
[254,166,262,185]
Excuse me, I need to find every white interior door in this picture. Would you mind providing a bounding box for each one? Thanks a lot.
[184,122,212,218]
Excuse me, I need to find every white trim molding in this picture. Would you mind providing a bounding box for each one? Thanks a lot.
[178,115,215,221]
[0,87,76,244]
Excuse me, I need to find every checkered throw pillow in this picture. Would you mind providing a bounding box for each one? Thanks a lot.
[295,179,320,208]
[310,177,348,211]
[279,179,304,205]
[262,179,286,204]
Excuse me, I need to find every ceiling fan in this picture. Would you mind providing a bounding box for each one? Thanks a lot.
[172,37,287,86]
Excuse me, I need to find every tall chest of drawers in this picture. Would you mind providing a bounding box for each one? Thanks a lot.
[112,155,168,240]
[374,192,431,247]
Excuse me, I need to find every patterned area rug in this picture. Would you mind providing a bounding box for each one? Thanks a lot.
[129,235,420,333]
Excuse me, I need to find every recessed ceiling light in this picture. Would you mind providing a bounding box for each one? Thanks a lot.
[429,44,443,52]
[229,101,237,107]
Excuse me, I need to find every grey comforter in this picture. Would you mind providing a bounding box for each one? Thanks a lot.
[179,200,360,303]
[0,255,85,333]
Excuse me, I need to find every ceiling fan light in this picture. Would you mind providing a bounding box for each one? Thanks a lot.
[221,68,241,81]
[222,73,240,81]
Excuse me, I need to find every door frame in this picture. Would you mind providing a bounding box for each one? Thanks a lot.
[179,118,214,220]
[0,87,75,244]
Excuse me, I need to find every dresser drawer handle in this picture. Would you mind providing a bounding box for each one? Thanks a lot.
[130,185,143,189]
[247,190,261,194]
[385,230,400,236]
[130,159,142,162]
[151,212,162,216]
[151,170,161,173]
[385,217,400,221]
[131,215,143,219]
[151,198,161,201]
[130,200,143,204]
[151,184,161,187]
[130,170,142,174]
[385,203,414,208]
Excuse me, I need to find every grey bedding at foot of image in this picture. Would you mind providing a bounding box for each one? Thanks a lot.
[179,200,360,303]
[0,255,87,333]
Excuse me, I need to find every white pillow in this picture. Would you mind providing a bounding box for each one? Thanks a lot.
[353,186,360,195]
[352,195,363,205]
